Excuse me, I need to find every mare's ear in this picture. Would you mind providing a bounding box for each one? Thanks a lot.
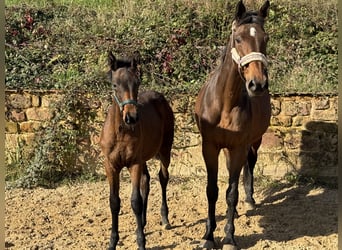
[235,0,246,21]
[259,0,270,18]
[108,51,117,71]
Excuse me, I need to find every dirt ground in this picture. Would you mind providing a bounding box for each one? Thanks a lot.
[5,174,337,250]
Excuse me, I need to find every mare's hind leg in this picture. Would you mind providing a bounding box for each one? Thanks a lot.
[158,150,171,229]
[105,160,121,250]
[140,163,150,228]
[128,164,146,250]
[243,139,261,210]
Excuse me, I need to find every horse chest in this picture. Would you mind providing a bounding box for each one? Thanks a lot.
[216,105,269,146]
[108,133,141,167]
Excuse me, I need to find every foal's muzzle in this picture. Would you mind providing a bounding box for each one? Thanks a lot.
[124,109,139,125]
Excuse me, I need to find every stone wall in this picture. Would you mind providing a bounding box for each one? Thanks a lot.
[5,90,338,183]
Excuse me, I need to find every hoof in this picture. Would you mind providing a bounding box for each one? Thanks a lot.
[222,244,238,250]
[199,239,215,249]
[162,223,171,230]
[245,201,256,211]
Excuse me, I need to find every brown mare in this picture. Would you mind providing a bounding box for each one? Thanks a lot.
[194,1,271,249]
[100,52,174,250]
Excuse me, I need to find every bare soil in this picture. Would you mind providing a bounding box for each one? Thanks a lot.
[5,175,337,250]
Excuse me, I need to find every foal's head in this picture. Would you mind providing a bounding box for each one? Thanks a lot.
[230,0,270,97]
[108,51,140,125]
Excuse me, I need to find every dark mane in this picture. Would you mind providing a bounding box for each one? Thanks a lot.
[236,11,265,26]
[114,58,132,69]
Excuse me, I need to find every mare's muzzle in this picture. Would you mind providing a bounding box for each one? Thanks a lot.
[231,48,269,96]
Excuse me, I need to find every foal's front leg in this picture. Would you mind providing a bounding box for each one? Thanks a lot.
[129,164,146,250]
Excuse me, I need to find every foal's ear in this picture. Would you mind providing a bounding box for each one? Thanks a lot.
[131,51,141,69]
[108,51,117,71]
[259,0,270,18]
[235,0,246,21]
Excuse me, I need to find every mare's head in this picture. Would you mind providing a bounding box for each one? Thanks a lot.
[108,51,140,125]
[230,0,270,97]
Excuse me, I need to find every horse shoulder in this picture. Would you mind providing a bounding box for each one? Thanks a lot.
[195,83,222,127]
[100,105,117,151]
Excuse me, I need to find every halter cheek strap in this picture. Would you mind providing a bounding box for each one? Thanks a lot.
[113,90,138,111]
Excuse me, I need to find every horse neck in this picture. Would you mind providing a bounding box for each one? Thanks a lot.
[111,100,123,132]
[216,42,245,111]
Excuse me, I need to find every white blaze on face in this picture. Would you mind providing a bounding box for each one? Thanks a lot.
[250,27,257,37]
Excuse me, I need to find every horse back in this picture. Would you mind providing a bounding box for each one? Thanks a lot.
[138,90,174,159]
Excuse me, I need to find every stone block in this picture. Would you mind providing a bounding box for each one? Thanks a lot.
[41,94,63,107]
[259,130,283,151]
[297,101,311,116]
[19,121,42,132]
[20,133,36,145]
[282,100,297,116]
[10,110,26,122]
[284,131,301,150]
[271,98,281,116]
[6,122,18,133]
[8,93,31,109]
[256,152,296,179]
[270,116,292,127]
[31,95,41,107]
[292,116,311,127]
[26,107,54,121]
[310,108,337,122]
[5,134,20,151]
[312,97,329,110]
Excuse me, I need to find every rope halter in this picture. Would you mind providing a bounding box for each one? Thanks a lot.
[113,89,138,112]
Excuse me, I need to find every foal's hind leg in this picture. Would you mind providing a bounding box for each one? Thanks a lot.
[140,163,150,228]
[243,140,261,210]
[158,151,171,229]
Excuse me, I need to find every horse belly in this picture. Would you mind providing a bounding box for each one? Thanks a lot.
[140,113,164,161]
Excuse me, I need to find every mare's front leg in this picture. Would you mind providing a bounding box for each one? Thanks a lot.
[129,164,146,250]
[200,142,219,249]
[140,163,150,228]
[222,148,248,250]
[243,139,261,210]
[105,160,121,250]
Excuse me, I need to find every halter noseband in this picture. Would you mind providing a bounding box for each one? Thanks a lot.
[113,89,138,112]
[231,48,268,68]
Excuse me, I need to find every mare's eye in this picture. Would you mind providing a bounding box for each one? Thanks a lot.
[235,36,242,44]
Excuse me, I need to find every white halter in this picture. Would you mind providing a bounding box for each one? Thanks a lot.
[231,48,268,68]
